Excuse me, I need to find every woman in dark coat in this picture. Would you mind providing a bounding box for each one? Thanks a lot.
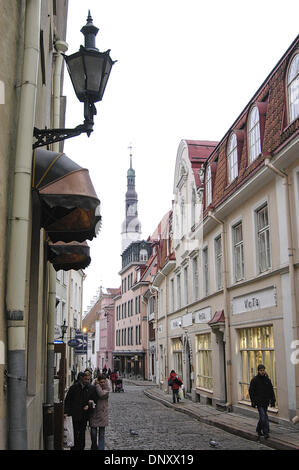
[89,374,110,450]
[168,370,183,403]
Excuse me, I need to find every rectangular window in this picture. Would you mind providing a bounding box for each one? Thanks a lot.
[192,256,199,301]
[202,247,209,297]
[184,267,188,305]
[215,235,223,290]
[239,326,277,404]
[196,333,213,391]
[170,278,174,312]
[233,222,244,281]
[256,204,271,272]
[136,325,141,345]
[172,338,182,377]
[177,274,181,309]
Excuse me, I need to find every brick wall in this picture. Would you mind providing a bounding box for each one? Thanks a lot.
[203,35,299,216]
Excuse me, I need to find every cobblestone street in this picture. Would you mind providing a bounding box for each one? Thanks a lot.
[93,384,271,451]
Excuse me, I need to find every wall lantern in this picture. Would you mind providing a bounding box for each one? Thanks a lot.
[33,11,116,149]
[61,320,68,340]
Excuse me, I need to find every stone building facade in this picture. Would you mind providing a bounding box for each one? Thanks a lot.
[153,35,299,425]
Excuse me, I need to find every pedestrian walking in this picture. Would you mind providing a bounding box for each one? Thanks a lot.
[64,372,97,450]
[89,374,110,450]
[249,364,276,440]
[110,369,118,392]
[84,369,92,384]
[168,370,183,403]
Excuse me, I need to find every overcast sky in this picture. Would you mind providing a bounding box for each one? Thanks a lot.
[63,0,299,312]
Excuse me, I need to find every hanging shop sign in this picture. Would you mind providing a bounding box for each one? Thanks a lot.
[74,334,88,354]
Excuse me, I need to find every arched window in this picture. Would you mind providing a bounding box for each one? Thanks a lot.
[227,133,238,183]
[140,249,148,262]
[248,106,261,163]
[287,53,299,123]
[206,166,212,207]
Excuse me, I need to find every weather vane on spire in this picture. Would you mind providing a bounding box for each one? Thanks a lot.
[128,142,133,169]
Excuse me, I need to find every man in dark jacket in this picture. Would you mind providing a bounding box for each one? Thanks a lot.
[249,364,276,439]
[64,372,97,450]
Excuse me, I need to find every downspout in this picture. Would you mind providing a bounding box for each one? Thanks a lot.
[208,211,233,410]
[149,285,159,384]
[264,158,298,417]
[46,38,68,419]
[157,270,169,393]
[6,0,41,449]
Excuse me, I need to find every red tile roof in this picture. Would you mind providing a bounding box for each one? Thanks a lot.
[185,140,218,187]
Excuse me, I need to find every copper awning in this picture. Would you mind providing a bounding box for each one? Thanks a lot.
[48,240,91,271]
[32,149,101,242]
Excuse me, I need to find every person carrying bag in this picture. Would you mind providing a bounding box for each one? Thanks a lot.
[168,370,183,403]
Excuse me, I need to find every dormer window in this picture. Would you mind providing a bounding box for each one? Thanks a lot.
[287,53,299,123]
[206,165,212,207]
[248,106,261,163]
[140,248,148,262]
[227,133,238,183]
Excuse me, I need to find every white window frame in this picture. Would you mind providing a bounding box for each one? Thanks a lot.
[170,278,174,312]
[287,53,299,123]
[232,222,244,282]
[214,235,223,290]
[256,203,271,273]
[176,273,181,309]
[184,266,188,305]
[239,326,276,403]
[248,106,261,163]
[192,256,199,301]
[196,333,213,391]
[227,133,238,183]
[202,246,209,297]
[206,166,212,207]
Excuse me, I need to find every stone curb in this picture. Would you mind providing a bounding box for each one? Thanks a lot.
[144,390,299,451]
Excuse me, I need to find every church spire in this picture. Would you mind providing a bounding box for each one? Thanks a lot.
[129,143,133,169]
[121,143,142,253]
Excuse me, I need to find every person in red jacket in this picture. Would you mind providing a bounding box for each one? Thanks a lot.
[168,370,183,403]
[110,369,118,392]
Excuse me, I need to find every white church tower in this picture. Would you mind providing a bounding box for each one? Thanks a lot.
[121,146,142,253]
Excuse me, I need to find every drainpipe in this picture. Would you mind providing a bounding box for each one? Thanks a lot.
[208,211,233,410]
[46,38,68,419]
[264,158,298,417]
[156,270,170,393]
[149,285,159,384]
[6,0,41,449]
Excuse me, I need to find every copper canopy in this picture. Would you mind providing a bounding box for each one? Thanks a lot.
[48,240,91,271]
[32,149,101,242]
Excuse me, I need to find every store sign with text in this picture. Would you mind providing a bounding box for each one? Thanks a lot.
[232,286,277,315]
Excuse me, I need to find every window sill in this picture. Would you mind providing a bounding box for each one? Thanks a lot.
[238,400,278,413]
[196,386,213,394]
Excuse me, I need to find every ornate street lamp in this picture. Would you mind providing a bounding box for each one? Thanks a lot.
[61,320,68,340]
[33,11,116,149]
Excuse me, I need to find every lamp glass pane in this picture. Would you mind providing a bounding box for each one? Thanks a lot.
[84,54,105,97]
[99,56,113,99]
[66,55,86,100]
